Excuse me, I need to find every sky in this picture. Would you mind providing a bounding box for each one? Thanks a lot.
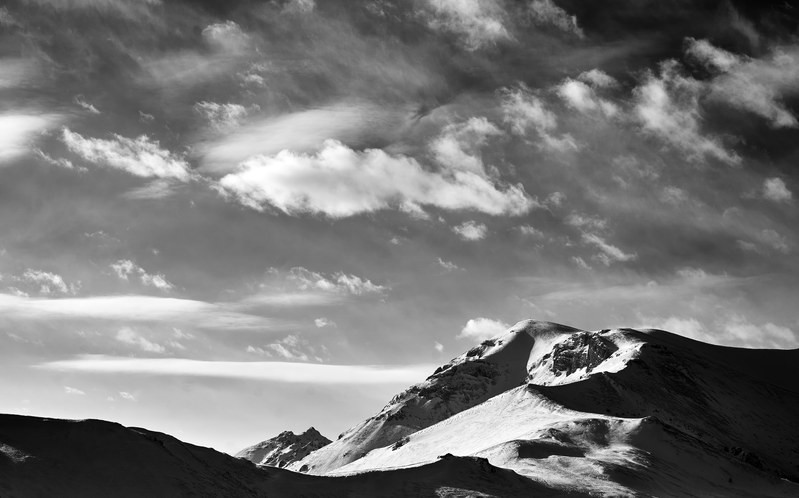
[1,0,798,454]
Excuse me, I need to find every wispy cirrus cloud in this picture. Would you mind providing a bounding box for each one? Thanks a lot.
[35,355,436,385]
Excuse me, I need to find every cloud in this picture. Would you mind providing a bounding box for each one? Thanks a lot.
[419,0,511,50]
[556,78,618,117]
[201,21,249,54]
[194,101,251,132]
[685,38,740,73]
[199,101,409,172]
[527,0,584,38]
[578,69,617,89]
[217,138,533,218]
[763,177,792,203]
[116,327,165,354]
[501,86,577,151]
[687,40,799,128]
[118,391,136,401]
[518,225,544,237]
[64,386,86,395]
[248,335,318,362]
[314,317,335,328]
[457,317,509,341]
[430,117,503,176]
[11,269,78,296]
[437,258,459,271]
[633,61,740,165]
[35,355,437,385]
[0,294,284,332]
[74,96,100,114]
[757,229,790,254]
[452,220,487,241]
[0,114,60,162]
[581,233,637,266]
[434,341,444,353]
[110,260,174,291]
[284,266,386,296]
[34,149,83,172]
[61,129,192,180]
[641,315,795,349]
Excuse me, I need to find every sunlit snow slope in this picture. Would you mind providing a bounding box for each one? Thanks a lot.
[294,320,799,497]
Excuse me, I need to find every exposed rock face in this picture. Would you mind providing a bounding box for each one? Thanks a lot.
[236,427,331,468]
[548,332,619,376]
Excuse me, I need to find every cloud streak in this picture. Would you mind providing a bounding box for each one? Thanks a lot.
[35,355,436,385]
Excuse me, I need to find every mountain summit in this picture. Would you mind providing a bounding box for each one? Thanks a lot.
[236,427,331,468]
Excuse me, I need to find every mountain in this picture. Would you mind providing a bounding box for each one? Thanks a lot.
[287,320,582,474]
[236,427,331,468]
[289,320,799,497]
[4,319,799,497]
[0,414,578,497]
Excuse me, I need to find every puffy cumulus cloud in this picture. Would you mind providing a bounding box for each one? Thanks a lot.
[64,386,85,395]
[0,114,60,162]
[116,327,165,354]
[9,269,79,297]
[201,21,249,54]
[452,220,487,241]
[643,314,795,349]
[722,316,795,349]
[217,138,533,218]
[419,0,511,50]
[110,260,174,292]
[757,229,790,254]
[434,341,444,353]
[633,61,740,165]
[283,267,386,296]
[518,225,544,238]
[61,129,192,181]
[247,335,323,362]
[762,177,792,203]
[282,0,315,14]
[314,317,335,328]
[687,39,799,128]
[578,69,618,89]
[437,257,459,271]
[501,86,577,151]
[527,0,583,38]
[457,317,509,341]
[685,38,740,73]
[556,78,618,117]
[430,117,503,176]
[194,102,252,132]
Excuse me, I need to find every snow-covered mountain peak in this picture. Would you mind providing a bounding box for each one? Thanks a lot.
[236,427,331,468]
